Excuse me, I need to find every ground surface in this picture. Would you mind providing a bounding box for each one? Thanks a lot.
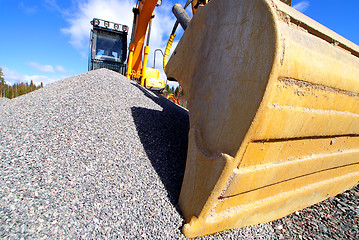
[0,69,357,239]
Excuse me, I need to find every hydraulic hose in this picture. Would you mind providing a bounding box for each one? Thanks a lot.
[163,0,192,71]
[163,32,176,71]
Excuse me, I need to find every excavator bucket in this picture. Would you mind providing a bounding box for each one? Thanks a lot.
[165,0,359,238]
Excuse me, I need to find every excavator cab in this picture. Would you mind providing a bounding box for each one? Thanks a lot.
[89,18,128,75]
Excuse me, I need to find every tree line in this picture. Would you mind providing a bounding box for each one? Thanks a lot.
[164,84,183,96]
[0,67,43,99]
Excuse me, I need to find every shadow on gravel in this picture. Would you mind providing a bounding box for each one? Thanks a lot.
[131,83,189,209]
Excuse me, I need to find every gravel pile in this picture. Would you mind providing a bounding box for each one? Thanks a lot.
[0,69,274,239]
[0,97,11,107]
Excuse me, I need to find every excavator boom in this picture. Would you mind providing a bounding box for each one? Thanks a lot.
[126,0,165,91]
[166,0,359,237]
[127,0,157,78]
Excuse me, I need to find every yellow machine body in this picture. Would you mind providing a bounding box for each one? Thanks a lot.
[143,67,166,89]
[165,0,359,238]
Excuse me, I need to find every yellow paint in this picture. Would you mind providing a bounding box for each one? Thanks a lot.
[143,68,166,89]
[127,0,157,77]
[141,46,150,86]
[126,43,134,79]
[126,0,165,91]
[163,33,176,71]
[165,0,359,237]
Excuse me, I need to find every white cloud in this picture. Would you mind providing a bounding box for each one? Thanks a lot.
[3,66,64,86]
[27,62,55,73]
[27,62,68,74]
[61,0,134,56]
[56,65,67,73]
[293,1,310,13]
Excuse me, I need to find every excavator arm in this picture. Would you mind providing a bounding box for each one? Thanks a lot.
[126,0,165,90]
[127,0,156,79]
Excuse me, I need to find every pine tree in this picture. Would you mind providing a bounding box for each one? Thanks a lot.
[0,67,4,98]
[30,80,34,91]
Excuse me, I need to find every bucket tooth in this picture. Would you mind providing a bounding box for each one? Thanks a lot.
[165,0,359,237]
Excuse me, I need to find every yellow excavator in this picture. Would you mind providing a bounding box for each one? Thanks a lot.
[89,1,166,90]
[163,0,359,238]
[114,0,359,237]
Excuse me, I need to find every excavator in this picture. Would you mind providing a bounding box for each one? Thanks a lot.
[93,0,359,238]
[89,1,165,91]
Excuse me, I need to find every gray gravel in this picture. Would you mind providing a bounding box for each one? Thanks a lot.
[0,69,274,239]
[0,97,11,107]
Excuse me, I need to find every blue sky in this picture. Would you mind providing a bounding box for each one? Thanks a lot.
[1,0,358,86]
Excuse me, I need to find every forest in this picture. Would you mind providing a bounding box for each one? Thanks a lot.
[0,67,43,99]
